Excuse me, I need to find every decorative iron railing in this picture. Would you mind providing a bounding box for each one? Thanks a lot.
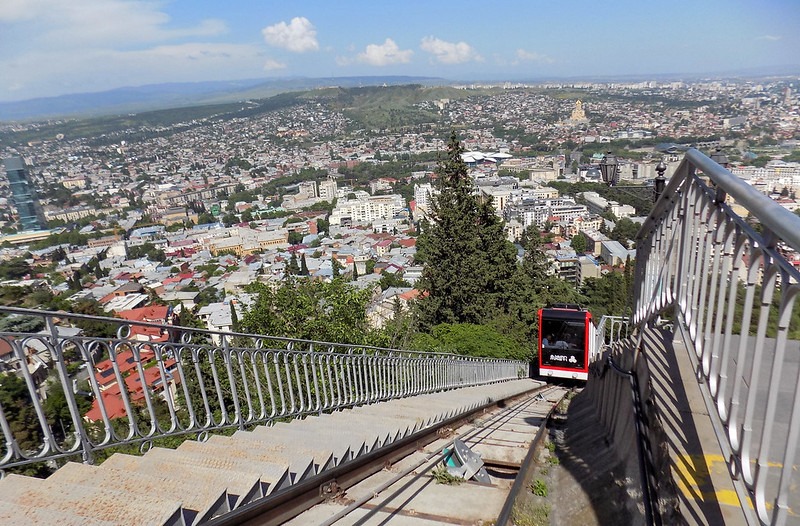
[634,148,800,525]
[0,306,524,472]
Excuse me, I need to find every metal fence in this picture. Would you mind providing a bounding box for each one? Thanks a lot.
[634,148,800,526]
[0,306,524,472]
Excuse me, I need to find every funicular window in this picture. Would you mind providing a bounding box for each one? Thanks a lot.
[540,315,586,370]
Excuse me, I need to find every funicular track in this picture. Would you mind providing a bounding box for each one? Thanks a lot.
[212,382,568,526]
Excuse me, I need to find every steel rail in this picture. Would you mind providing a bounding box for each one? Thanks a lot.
[206,383,553,526]
[319,386,564,526]
[494,388,569,526]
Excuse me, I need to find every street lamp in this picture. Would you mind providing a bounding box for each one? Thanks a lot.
[654,160,667,202]
[709,148,729,203]
[599,151,619,186]
[710,148,729,168]
[599,151,665,204]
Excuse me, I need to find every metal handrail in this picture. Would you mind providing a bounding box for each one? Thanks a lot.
[0,307,525,472]
[633,148,800,526]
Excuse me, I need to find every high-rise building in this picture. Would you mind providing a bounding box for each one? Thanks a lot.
[3,156,46,231]
[318,176,338,201]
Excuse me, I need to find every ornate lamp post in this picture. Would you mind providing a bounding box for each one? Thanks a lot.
[710,148,729,168]
[654,160,667,203]
[709,148,729,203]
[599,151,619,187]
[600,151,665,203]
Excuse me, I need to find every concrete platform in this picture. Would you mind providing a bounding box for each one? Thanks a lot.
[642,327,749,526]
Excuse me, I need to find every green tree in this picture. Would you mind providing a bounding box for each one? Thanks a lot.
[410,323,527,360]
[230,301,239,332]
[240,279,374,344]
[0,257,32,280]
[610,218,640,247]
[221,213,238,227]
[415,132,517,330]
[287,253,300,275]
[0,373,50,476]
[288,231,304,245]
[571,233,588,254]
[300,253,310,276]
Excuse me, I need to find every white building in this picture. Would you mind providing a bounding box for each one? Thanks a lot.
[414,183,436,216]
[581,192,636,219]
[318,176,338,201]
[505,198,589,229]
[329,194,406,226]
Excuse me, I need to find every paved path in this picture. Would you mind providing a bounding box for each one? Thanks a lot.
[643,327,748,526]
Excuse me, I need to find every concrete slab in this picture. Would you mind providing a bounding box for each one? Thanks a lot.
[362,469,509,523]
[0,473,184,526]
[643,327,749,526]
[50,461,229,525]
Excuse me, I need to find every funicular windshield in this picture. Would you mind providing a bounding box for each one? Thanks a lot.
[540,311,587,370]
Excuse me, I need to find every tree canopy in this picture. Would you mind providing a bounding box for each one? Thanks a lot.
[240,279,375,345]
[415,132,517,330]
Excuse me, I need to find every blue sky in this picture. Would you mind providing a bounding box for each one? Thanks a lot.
[0,0,797,102]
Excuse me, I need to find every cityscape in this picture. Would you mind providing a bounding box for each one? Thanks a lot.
[0,1,799,524]
[1,76,799,423]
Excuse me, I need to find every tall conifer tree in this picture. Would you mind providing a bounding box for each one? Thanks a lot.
[416,132,517,330]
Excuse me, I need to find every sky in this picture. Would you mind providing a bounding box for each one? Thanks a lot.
[0,0,798,103]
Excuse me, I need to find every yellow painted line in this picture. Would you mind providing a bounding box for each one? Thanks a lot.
[674,454,796,515]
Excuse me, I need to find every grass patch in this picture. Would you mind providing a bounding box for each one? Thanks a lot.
[432,465,463,485]
[530,478,548,497]
[512,502,551,526]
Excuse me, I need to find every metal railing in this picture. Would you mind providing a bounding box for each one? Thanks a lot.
[588,339,661,525]
[0,306,524,472]
[634,148,800,525]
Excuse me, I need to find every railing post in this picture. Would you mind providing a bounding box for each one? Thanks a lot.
[46,315,94,464]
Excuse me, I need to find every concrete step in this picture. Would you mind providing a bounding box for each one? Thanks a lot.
[0,473,184,526]
[251,421,382,459]
[207,434,336,473]
[0,499,119,526]
[177,437,315,482]
[49,461,229,525]
[101,452,264,509]
[234,428,355,466]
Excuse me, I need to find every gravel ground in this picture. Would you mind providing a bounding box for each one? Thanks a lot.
[510,389,639,526]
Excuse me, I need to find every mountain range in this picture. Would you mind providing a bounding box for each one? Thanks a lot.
[0,76,447,122]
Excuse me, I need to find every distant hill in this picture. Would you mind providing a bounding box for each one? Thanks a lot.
[0,83,487,147]
[0,76,447,122]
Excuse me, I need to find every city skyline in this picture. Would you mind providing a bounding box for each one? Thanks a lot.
[1,0,798,103]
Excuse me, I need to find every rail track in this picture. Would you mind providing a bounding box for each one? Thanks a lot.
[212,381,568,526]
[0,379,564,525]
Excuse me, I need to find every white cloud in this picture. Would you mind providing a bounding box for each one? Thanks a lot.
[420,36,481,64]
[357,38,413,66]
[756,35,781,41]
[264,58,287,71]
[0,1,248,101]
[335,55,353,66]
[261,17,319,53]
[0,43,265,101]
[0,1,226,47]
[515,49,554,64]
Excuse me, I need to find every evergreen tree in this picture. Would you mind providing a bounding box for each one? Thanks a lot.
[230,301,239,332]
[288,253,300,275]
[415,132,517,330]
[351,261,359,281]
[300,253,309,276]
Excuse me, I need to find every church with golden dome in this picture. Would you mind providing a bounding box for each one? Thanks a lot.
[568,100,589,124]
